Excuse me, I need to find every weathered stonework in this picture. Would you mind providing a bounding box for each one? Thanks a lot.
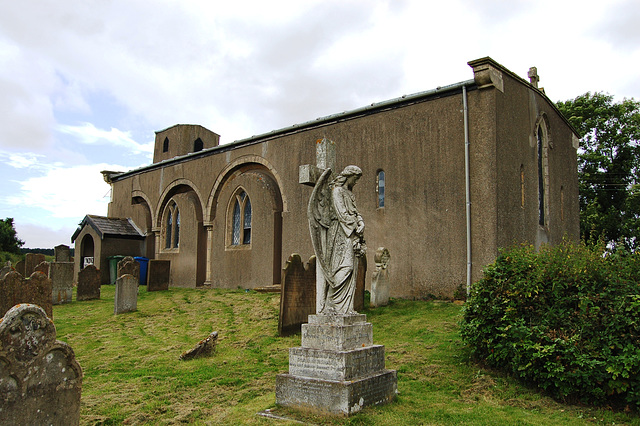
[77,265,101,301]
[179,331,218,361]
[147,260,170,291]
[0,304,82,425]
[24,253,46,277]
[54,244,72,262]
[278,254,316,336]
[50,262,74,305]
[276,313,397,416]
[0,271,53,318]
[114,274,138,314]
[370,247,391,308]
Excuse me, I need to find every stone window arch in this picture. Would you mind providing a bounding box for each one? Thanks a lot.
[229,189,252,246]
[164,200,180,249]
[163,137,169,153]
[194,137,203,152]
[376,170,385,208]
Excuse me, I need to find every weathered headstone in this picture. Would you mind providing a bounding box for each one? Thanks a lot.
[370,247,391,308]
[54,244,72,262]
[0,264,12,280]
[147,260,170,291]
[0,304,82,425]
[278,254,316,336]
[179,331,219,361]
[34,260,50,277]
[114,274,138,314]
[0,271,53,318]
[117,256,140,283]
[77,264,100,301]
[24,253,46,277]
[14,260,25,277]
[50,262,74,304]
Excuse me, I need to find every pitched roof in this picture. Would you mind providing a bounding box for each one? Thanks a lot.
[71,215,145,242]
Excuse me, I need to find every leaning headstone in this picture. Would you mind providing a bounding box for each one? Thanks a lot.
[0,271,53,318]
[147,260,170,291]
[50,262,74,304]
[114,274,138,314]
[278,254,316,336]
[0,304,82,425]
[24,253,46,277]
[117,256,140,283]
[14,260,25,277]
[34,260,50,277]
[179,331,219,361]
[77,264,100,301]
[54,244,72,262]
[370,247,391,308]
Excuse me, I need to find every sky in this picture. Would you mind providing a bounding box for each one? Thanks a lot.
[1,0,639,249]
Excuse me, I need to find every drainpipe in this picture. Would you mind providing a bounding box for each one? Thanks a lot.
[463,85,472,296]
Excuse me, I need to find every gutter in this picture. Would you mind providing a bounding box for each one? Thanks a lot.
[463,85,472,296]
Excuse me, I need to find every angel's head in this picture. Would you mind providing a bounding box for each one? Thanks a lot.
[333,165,362,189]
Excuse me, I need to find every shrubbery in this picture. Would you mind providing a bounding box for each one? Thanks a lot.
[461,241,640,409]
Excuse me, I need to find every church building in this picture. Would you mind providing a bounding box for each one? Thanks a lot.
[72,57,580,298]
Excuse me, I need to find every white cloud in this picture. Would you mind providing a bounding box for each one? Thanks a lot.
[56,122,153,155]
[6,163,126,219]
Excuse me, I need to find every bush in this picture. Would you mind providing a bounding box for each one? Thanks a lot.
[460,241,640,409]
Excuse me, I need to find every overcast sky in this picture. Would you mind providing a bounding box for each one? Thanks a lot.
[1,0,639,248]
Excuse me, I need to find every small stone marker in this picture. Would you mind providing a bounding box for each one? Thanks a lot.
[114,274,138,314]
[179,331,219,361]
[77,264,101,301]
[278,254,316,336]
[54,244,72,262]
[0,304,82,425]
[34,260,50,277]
[370,247,391,308]
[0,271,53,318]
[117,256,140,283]
[50,262,74,305]
[147,260,170,291]
[24,253,46,277]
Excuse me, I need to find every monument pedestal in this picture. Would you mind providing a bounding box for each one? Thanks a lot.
[276,313,397,416]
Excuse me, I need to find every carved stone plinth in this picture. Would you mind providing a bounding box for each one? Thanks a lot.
[276,314,397,416]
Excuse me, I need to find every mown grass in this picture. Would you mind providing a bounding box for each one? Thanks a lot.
[52,286,640,425]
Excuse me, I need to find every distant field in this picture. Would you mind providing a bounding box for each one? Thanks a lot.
[52,286,638,425]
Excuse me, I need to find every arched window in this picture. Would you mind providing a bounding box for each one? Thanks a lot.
[537,124,548,227]
[377,170,385,208]
[194,138,203,152]
[165,201,179,249]
[231,190,252,246]
[163,137,169,153]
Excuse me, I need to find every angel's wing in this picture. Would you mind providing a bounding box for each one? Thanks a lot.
[307,168,334,286]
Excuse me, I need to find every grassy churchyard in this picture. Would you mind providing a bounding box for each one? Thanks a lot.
[54,286,638,425]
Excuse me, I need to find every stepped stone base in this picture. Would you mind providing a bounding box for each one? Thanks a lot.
[276,313,397,416]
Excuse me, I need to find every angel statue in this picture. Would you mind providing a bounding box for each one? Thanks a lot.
[308,165,366,315]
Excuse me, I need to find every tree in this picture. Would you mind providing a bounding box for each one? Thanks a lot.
[556,92,640,250]
[0,218,25,254]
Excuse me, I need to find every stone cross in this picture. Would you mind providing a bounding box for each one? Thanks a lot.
[298,137,336,186]
[528,66,540,88]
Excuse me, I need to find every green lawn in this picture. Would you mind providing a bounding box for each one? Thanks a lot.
[52,286,639,425]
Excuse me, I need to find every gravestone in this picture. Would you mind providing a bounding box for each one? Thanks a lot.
[0,264,12,280]
[278,254,316,336]
[0,271,53,318]
[77,264,100,301]
[24,253,46,277]
[50,262,74,304]
[117,256,140,283]
[0,304,82,425]
[35,260,50,277]
[54,244,72,262]
[147,260,170,291]
[179,331,219,361]
[277,154,396,416]
[370,248,391,308]
[14,260,25,277]
[114,274,138,314]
